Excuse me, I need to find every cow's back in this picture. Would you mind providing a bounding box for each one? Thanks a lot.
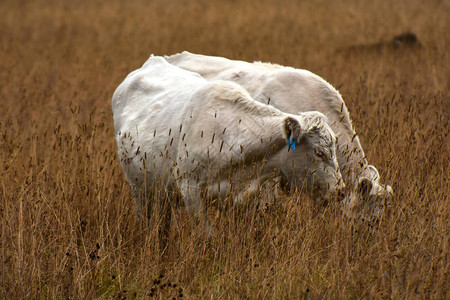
[165,51,278,82]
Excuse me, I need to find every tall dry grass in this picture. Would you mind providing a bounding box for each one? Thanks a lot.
[1,0,448,298]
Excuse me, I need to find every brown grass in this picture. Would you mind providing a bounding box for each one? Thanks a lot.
[1,0,448,298]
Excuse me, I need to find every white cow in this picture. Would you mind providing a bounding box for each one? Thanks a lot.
[165,51,393,220]
[112,56,344,233]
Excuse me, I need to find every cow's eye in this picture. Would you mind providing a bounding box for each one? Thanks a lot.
[315,149,326,160]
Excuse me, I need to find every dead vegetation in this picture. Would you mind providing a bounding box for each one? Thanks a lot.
[0,0,448,298]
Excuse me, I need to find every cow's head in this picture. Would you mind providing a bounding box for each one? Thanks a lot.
[344,165,393,221]
[280,112,345,203]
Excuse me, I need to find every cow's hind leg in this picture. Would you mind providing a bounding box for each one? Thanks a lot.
[131,182,175,251]
[179,180,214,237]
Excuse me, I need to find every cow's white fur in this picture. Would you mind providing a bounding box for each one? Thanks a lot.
[165,51,393,220]
[112,56,344,232]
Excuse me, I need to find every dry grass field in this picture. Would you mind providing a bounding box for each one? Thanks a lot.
[1,0,449,298]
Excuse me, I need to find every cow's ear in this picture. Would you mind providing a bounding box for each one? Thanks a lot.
[306,114,326,133]
[358,177,373,198]
[283,117,302,150]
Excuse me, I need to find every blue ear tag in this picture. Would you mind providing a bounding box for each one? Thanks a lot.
[287,133,296,150]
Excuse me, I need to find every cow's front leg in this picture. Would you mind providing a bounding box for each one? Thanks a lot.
[179,180,214,237]
[233,177,279,206]
[258,178,280,208]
